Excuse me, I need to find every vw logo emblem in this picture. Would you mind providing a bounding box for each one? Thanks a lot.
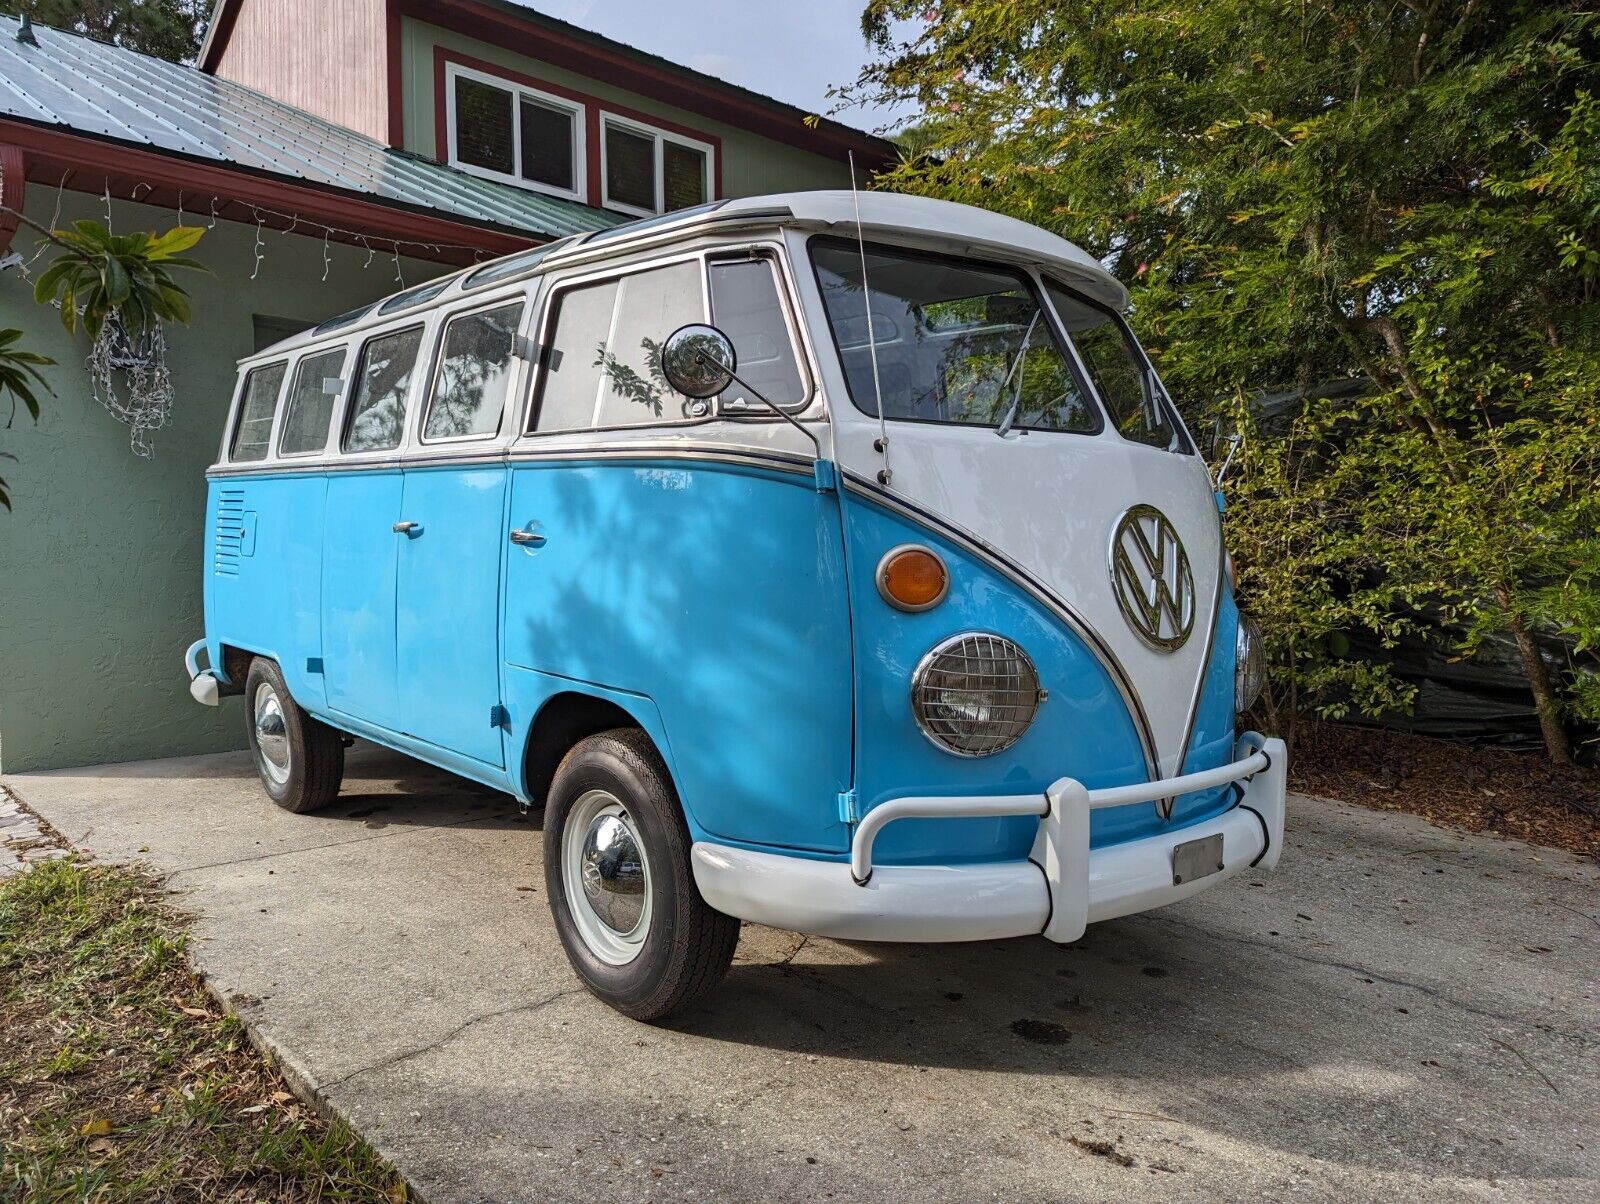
[1109,505,1195,652]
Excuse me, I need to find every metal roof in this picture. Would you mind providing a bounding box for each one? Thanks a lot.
[0,16,623,242]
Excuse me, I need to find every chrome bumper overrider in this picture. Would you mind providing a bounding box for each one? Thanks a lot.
[690,732,1288,944]
[184,639,220,706]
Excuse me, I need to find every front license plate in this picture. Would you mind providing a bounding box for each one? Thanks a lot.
[1171,833,1225,886]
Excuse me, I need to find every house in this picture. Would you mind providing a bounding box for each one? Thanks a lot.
[0,6,893,773]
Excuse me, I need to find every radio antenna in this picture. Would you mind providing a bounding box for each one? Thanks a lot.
[848,151,891,486]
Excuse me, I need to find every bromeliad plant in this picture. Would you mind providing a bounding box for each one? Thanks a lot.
[0,204,208,487]
[29,219,205,338]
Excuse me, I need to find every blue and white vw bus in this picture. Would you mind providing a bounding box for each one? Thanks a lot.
[186,192,1286,1020]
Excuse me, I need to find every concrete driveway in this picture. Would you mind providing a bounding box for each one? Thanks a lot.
[7,745,1597,1203]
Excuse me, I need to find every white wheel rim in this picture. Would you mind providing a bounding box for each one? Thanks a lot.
[252,682,291,787]
[562,788,652,966]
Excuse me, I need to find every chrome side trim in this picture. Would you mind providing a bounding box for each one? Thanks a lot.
[206,443,818,480]
[506,444,816,475]
[841,471,1161,783]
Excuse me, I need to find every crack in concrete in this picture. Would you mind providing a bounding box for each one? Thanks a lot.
[168,811,519,877]
[319,988,585,1092]
[1153,914,1592,1045]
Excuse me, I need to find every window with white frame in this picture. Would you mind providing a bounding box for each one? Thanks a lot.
[447,64,584,201]
[601,113,713,217]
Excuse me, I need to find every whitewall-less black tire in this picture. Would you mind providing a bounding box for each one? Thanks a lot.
[244,657,344,814]
[543,728,738,1021]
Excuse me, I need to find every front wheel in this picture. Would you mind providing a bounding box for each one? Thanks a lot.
[543,728,738,1021]
[244,657,344,813]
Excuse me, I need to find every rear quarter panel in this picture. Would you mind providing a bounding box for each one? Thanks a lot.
[205,472,327,709]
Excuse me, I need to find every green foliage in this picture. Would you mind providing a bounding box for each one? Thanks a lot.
[0,328,55,511]
[0,1,209,63]
[850,1,1600,759]
[30,220,206,339]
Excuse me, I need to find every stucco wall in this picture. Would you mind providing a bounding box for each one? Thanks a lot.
[399,18,855,200]
[0,191,446,772]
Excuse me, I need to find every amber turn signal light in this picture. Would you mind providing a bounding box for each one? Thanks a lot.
[876,545,949,612]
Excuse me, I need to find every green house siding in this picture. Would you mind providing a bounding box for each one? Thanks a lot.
[0,191,448,773]
[399,17,855,202]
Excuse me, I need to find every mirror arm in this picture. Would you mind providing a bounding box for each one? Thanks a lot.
[1215,431,1242,487]
[713,359,823,462]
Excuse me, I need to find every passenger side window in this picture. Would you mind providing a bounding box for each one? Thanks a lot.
[533,260,702,432]
[230,361,287,462]
[1046,282,1188,452]
[344,326,425,453]
[423,302,524,441]
[708,258,806,410]
[278,348,348,456]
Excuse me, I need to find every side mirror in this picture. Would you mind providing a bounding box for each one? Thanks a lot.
[658,321,829,476]
[661,324,737,399]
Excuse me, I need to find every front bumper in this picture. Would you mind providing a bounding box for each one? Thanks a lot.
[691,732,1287,944]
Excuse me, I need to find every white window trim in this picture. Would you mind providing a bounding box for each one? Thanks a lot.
[598,110,715,218]
[444,62,587,204]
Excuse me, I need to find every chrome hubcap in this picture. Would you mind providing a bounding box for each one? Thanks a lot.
[253,683,290,786]
[562,789,652,965]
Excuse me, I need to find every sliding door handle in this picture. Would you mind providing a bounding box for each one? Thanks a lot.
[393,521,424,536]
[509,528,546,547]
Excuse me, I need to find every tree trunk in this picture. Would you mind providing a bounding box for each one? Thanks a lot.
[1495,585,1572,765]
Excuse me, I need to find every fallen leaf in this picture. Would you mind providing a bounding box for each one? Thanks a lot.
[271,1090,294,1103]
[87,1137,117,1156]
[179,1006,209,1019]
[80,1118,113,1137]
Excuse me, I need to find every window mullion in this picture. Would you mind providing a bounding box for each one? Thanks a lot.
[510,90,523,181]
[653,134,665,214]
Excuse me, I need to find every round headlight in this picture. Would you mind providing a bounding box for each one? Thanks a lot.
[912,633,1043,757]
[1235,613,1265,713]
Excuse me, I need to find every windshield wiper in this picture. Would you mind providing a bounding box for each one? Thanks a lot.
[995,309,1042,437]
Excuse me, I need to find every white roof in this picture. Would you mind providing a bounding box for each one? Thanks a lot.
[249,191,1128,360]
[722,191,1129,311]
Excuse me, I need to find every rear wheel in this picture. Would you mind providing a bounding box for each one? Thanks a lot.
[244,658,344,813]
[544,728,738,1020]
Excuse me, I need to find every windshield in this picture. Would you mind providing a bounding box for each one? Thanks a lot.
[811,239,1100,434]
[1044,280,1191,453]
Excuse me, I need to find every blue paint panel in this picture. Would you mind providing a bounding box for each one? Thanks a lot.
[503,459,854,852]
[841,493,1169,864]
[1166,586,1241,826]
[321,470,403,730]
[204,474,326,709]
[397,464,509,767]
[500,667,678,804]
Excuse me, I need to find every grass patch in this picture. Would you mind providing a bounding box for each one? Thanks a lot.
[0,857,408,1202]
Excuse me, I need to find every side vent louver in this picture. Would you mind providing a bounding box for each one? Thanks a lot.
[214,488,245,577]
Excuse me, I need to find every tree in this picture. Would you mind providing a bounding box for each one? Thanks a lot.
[847,1,1600,762]
[1,0,208,63]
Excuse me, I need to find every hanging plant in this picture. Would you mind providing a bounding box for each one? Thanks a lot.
[15,215,207,455]
[29,220,206,338]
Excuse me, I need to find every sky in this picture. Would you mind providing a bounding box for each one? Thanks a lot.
[514,0,916,134]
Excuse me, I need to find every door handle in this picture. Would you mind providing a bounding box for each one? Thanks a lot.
[509,527,546,547]
[393,521,424,536]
